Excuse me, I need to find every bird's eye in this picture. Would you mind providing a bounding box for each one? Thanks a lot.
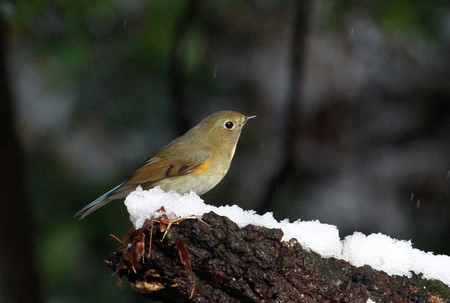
[224,121,234,129]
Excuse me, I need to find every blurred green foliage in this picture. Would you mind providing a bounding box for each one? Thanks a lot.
[328,0,446,40]
[2,0,449,302]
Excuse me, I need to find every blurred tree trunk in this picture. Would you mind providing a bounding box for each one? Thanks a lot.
[259,0,312,214]
[169,0,198,134]
[0,15,43,303]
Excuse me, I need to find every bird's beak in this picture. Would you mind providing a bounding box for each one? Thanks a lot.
[244,115,256,124]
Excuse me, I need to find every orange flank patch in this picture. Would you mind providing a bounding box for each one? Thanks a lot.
[192,158,210,173]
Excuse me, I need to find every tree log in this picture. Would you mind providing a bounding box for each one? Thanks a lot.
[105,212,449,302]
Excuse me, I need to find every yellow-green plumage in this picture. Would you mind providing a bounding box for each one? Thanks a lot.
[74,110,255,219]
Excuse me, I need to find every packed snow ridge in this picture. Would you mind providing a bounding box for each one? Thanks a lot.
[125,187,450,287]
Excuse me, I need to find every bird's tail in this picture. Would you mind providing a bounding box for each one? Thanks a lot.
[74,182,129,219]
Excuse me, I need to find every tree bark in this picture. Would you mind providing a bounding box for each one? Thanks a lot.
[106,212,449,303]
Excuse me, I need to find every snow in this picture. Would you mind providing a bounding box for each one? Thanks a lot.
[125,186,450,287]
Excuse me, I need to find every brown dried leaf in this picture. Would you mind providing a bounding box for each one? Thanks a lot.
[176,238,192,272]
[120,228,146,271]
[176,238,196,298]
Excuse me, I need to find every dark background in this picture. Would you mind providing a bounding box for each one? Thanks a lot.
[1,1,449,302]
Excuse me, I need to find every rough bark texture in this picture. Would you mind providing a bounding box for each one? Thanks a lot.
[106,212,449,303]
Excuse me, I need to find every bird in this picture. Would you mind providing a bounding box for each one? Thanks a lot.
[74,110,255,219]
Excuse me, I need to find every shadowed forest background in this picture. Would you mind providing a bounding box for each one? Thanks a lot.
[1,1,449,302]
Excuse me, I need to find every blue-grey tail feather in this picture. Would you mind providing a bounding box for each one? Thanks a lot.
[74,182,126,219]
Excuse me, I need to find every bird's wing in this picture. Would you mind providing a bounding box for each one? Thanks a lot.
[125,149,211,185]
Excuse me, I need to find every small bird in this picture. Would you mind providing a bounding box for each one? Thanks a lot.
[75,110,255,219]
